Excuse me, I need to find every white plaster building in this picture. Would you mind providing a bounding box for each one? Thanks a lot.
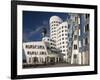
[23,41,63,65]
[42,37,56,49]
[50,16,62,47]
[23,41,48,64]
[49,16,69,62]
[57,22,69,62]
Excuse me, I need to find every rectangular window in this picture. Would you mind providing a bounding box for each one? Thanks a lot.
[74,45,77,49]
[79,29,80,36]
[74,35,77,40]
[86,14,89,19]
[29,57,31,63]
[85,24,89,32]
[85,38,88,45]
[68,25,70,29]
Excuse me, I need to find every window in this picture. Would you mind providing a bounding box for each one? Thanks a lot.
[85,38,88,45]
[56,24,58,26]
[74,35,77,40]
[65,26,67,28]
[62,42,64,44]
[65,34,67,36]
[69,47,71,50]
[63,50,65,52]
[86,14,89,19]
[66,37,68,39]
[34,57,38,63]
[69,38,72,41]
[63,46,65,48]
[62,30,64,32]
[74,45,77,49]
[85,24,89,32]
[65,30,67,32]
[68,34,70,37]
[40,51,46,55]
[62,34,64,36]
[68,24,70,29]
[74,54,77,59]
[54,30,56,32]
[62,38,64,40]
[75,16,78,23]
[29,57,31,63]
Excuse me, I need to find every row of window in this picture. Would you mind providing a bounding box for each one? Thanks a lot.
[27,51,46,55]
[51,24,59,27]
[57,42,68,47]
[57,26,68,30]
[45,38,56,42]
[28,57,46,63]
[58,34,68,38]
[58,30,68,33]
[59,37,68,40]
[51,27,56,30]
[50,43,56,46]
[25,45,45,49]
[51,37,56,39]
[51,33,56,37]
[61,49,67,52]
[50,21,61,24]
[51,30,56,33]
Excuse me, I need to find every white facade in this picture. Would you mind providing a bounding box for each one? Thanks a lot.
[57,22,69,62]
[42,37,56,49]
[50,16,62,47]
[23,41,48,64]
[23,41,62,64]
[49,16,69,62]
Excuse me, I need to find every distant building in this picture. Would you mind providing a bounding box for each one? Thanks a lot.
[71,13,90,65]
[70,14,81,64]
[80,14,90,65]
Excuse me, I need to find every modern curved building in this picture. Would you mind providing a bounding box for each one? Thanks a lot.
[49,16,69,62]
[57,22,69,62]
[42,37,56,49]
[49,16,62,46]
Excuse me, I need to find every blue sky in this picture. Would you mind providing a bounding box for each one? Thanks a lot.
[23,11,69,42]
